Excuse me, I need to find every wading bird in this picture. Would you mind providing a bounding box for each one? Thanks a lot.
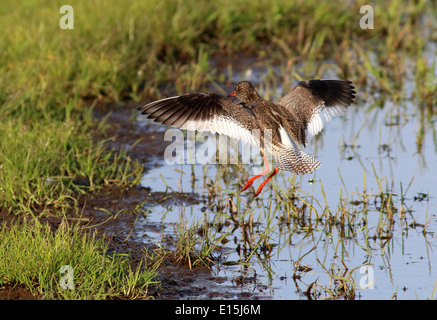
[139,79,355,197]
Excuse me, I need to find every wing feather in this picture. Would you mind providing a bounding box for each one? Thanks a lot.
[277,80,355,143]
[138,93,260,147]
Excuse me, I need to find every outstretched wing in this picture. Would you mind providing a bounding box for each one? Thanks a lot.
[277,80,356,144]
[138,93,259,146]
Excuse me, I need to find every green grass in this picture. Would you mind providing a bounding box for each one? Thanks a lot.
[0,111,143,216]
[0,220,158,299]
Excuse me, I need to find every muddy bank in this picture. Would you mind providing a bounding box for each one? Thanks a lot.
[73,184,266,300]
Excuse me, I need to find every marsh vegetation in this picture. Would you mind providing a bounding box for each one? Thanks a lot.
[0,0,436,299]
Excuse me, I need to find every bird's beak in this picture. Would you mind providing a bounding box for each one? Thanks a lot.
[227,91,236,97]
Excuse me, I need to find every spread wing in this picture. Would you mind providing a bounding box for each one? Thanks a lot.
[277,80,356,144]
[138,93,259,146]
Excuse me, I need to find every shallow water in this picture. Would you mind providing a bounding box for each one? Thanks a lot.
[136,58,437,300]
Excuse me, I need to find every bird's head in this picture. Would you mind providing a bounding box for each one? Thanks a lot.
[228,81,261,103]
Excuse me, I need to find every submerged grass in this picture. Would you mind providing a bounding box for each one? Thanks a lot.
[182,158,435,298]
[150,207,232,270]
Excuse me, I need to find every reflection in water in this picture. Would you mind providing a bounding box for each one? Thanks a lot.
[137,54,436,300]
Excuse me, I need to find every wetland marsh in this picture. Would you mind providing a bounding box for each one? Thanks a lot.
[0,0,436,300]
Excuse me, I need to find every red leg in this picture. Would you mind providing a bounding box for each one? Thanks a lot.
[241,152,270,192]
[254,167,279,197]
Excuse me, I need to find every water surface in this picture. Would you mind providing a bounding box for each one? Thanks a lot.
[137,57,437,300]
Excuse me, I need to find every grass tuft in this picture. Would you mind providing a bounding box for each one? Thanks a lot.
[0,220,158,299]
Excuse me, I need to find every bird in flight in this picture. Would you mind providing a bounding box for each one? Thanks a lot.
[139,79,355,196]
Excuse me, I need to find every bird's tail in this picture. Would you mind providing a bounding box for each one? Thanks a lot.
[274,146,321,174]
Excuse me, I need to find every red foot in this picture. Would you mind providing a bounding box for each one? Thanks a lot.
[241,152,270,193]
[254,167,279,197]
[241,179,254,192]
